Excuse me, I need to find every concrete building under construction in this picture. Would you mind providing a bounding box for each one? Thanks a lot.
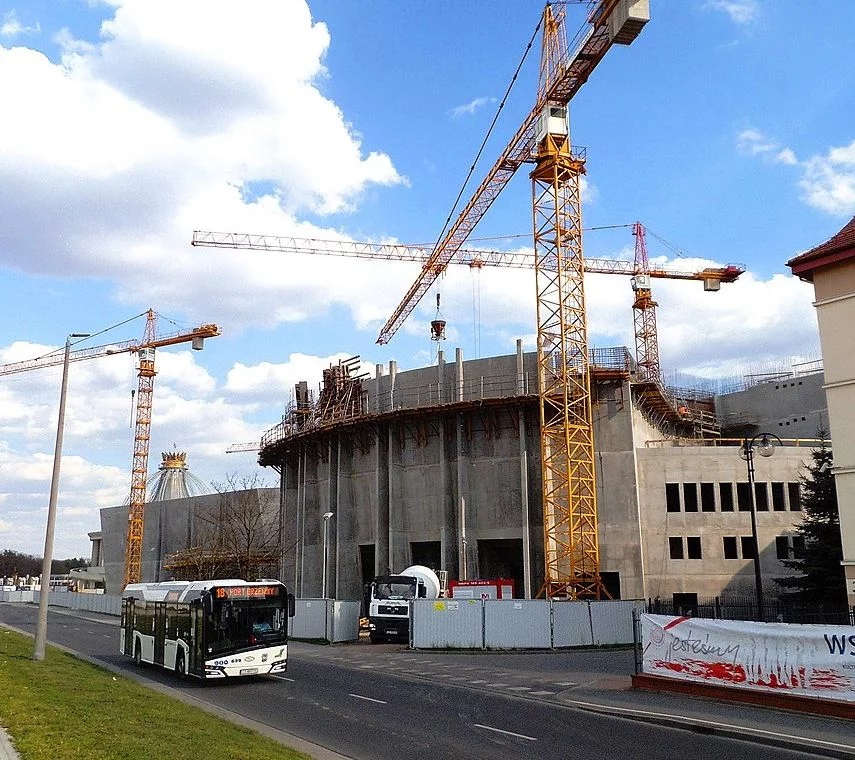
[257,342,822,606]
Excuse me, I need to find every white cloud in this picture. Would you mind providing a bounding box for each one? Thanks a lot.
[799,140,855,216]
[0,11,40,39]
[449,96,496,118]
[704,0,759,25]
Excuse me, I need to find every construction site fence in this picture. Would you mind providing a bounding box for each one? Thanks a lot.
[411,598,646,649]
[288,599,360,643]
[0,589,124,615]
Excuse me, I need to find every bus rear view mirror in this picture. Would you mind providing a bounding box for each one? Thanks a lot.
[202,592,213,616]
[287,592,296,618]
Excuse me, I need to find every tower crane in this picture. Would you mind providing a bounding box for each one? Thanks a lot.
[193,228,743,380]
[376,1,649,598]
[0,309,220,587]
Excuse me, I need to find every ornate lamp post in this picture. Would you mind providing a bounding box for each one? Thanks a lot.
[739,432,782,621]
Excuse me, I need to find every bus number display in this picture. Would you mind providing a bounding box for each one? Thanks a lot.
[214,585,278,599]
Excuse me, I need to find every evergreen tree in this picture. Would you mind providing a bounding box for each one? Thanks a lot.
[774,433,847,604]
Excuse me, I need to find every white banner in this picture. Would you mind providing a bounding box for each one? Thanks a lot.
[641,614,855,703]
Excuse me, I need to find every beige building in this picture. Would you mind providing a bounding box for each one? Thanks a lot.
[788,215,855,606]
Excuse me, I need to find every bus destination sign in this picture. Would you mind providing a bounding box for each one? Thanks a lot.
[215,585,279,599]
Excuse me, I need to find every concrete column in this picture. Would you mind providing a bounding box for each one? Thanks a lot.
[375,364,383,413]
[456,413,471,579]
[376,424,390,575]
[456,347,464,402]
[328,436,339,599]
[389,360,398,411]
[437,349,444,403]
[517,339,532,598]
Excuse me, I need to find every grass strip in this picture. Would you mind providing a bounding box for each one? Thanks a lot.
[0,627,311,760]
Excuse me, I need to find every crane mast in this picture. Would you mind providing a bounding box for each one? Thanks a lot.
[632,222,660,383]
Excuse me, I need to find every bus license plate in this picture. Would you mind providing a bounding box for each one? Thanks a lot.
[240,667,258,675]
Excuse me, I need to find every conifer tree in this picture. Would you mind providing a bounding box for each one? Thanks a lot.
[775,433,846,604]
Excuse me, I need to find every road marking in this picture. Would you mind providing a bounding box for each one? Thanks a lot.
[474,724,537,742]
[485,683,508,687]
[349,693,387,704]
[552,681,577,686]
[270,675,295,682]
[528,690,555,696]
[469,679,487,684]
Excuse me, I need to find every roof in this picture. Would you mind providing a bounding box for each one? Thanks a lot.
[787,215,855,281]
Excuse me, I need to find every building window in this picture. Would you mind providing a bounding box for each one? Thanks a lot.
[771,482,786,511]
[700,482,716,512]
[754,482,769,511]
[686,536,702,559]
[740,536,756,559]
[777,535,806,561]
[719,482,734,512]
[736,482,752,511]
[792,536,805,558]
[775,535,790,560]
[723,536,738,559]
[666,483,681,512]
[683,483,698,512]
[669,537,684,560]
[788,482,802,511]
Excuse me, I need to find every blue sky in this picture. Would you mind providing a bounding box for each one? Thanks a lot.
[1,0,852,558]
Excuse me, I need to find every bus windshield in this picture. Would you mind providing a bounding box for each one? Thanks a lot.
[207,598,288,656]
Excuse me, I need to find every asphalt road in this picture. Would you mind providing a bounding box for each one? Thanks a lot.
[1,604,853,760]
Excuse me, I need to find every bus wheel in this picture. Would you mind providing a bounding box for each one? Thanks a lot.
[175,651,187,679]
[133,641,142,667]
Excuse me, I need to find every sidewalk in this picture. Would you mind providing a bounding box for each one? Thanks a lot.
[0,726,20,760]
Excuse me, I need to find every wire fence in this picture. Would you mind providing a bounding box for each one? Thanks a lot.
[646,595,854,625]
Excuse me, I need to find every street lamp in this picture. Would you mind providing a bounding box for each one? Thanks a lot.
[739,432,782,622]
[321,511,334,599]
[33,332,90,661]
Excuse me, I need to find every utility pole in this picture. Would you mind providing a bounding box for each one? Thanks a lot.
[33,332,90,661]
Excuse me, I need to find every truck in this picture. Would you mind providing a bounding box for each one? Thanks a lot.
[366,565,441,644]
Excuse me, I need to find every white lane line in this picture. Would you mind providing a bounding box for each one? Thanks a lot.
[468,679,487,684]
[553,681,577,687]
[506,686,530,691]
[349,693,387,704]
[270,675,295,682]
[474,724,537,742]
[528,690,555,696]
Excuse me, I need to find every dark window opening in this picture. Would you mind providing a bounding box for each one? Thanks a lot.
[665,483,681,512]
[672,592,698,617]
[736,482,752,511]
[719,483,734,512]
[723,536,738,559]
[700,482,716,512]
[788,482,802,511]
[683,483,698,512]
[775,536,789,560]
[740,536,756,560]
[599,571,621,600]
[669,537,684,560]
[754,482,769,511]
[771,482,786,511]
[686,536,702,559]
[792,536,806,558]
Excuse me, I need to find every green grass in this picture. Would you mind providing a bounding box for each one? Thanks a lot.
[0,628,312,760]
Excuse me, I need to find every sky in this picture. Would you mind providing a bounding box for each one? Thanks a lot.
[1,0,853,560]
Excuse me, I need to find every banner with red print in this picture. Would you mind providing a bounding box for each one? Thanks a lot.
[641,614,855,702]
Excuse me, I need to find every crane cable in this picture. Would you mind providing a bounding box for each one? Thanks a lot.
[432,15,544,252]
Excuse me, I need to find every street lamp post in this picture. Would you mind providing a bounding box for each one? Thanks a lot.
[740,432,782,622]
[33,332,90,661]
[321,511,334,599]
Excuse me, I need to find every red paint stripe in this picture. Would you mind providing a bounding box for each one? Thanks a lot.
[663,616,690,630]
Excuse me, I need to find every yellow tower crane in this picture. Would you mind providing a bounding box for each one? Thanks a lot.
[375,1,649,598]
[0,309,220,588]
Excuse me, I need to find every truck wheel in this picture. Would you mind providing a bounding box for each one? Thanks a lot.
[369,633,382,644]
[133,641,142,667]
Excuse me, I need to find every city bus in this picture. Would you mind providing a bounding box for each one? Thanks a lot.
[120,578,295,679]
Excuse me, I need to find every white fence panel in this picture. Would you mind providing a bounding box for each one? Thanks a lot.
[589,600,644,645]
[552,601,594,647]
[290,599,329,639]
[412,598,482,649]
[484,600,551,649]
[330,601,360,642]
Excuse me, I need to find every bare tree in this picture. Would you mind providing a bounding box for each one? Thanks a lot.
[165,473,280,581]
